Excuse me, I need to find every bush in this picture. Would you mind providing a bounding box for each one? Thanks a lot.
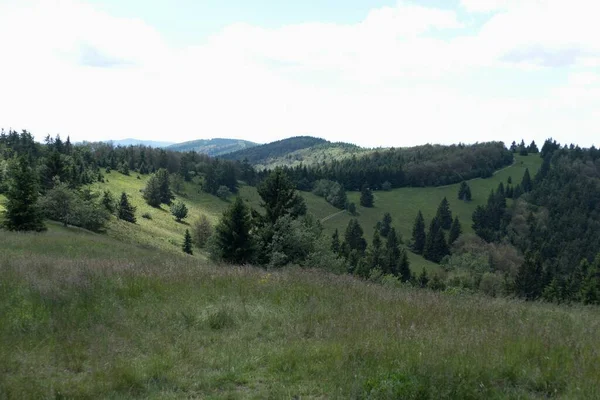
[170,201,188,222]
[216,185,232,200]
[141,212,152,220]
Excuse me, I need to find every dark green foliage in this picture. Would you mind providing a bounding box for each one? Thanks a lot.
[365,230,384,277]
[258,168,306,224]
[119,161,130,175]
[3,156,45,231]
[520,168,533,193]
[527,140,539,154]
[360,184,374,207]
[265,142,513,190]
[436,197,452,229]
[166,138,258,156]
[117,192,136,223]
[101,190,116,213]
[518,139,528,156]
[424,217,449,263]
[448,216,462,245]
[581,255,600,305]
[381,181,392,191]
[40,181,109,232]
[347,202,357,215]
[170,201,188,222]
[380,212,392,237]
[156,169,174,205]
[343,219,367,256]
[331,229,341,254]
[458,181,472,201]
[312,179,347,209]
[216,185,232,200]
[221,136,328,164]
[142,174,162,207]
[410,211,426,254]
[417,269,430,288]
[182,229,193,255]
[515,253,544,300]
[472,189,508,242]
[212,197,254,264]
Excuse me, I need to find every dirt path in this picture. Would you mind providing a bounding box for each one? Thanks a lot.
[320,210,346,223]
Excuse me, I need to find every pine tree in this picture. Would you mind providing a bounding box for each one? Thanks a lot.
[465,183,472,201]
[182,229,193,255]
[580,255,600,305]
[423,217,439,261]
[143,174,162,207]
[3,156,46,231]
[436,197,452,229]
[101,190,116,213]
[458,181,472,201]
[192,214,213,248]
[521,168,532,193]
[417,269,430,288]
[258,168,306,224]
[380,212,392,237]
[170,201,188,222]
[448,216,462,245]
[411,211,426,254]
[331,229,341,255]
[431,229,450,263]
[212,197,254,264]
[117,192,136,223]
[360,184,374,208]
[398,249,411,282]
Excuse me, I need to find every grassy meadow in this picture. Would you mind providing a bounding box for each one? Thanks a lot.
[1,225,599,399]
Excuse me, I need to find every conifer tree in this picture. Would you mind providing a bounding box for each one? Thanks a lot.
[212,197,254,264]
[258,168,306,224]
[360,184,374,208]
[411,211,426,254]
[101,190,116,213]
[331,229,341,255]
[192,214,213,248]
[436,197,452,229]
[343,218,367,255]
[142,174,162,207]
[384,228,401,276]
[515,252,544,300]
[580,255,600,305]
[448,216,462,245]
[398,249,411,282]
[423,217,439,260]
[380,212,392,237]
[170,201,189,222]
[3,156,46,231]
[367,230,384,274]
[418,269,430,288]
[156,168,174,205]
[117,192,136,223]
[182,229,193,255]
[458,181,472,201]
[431,229,450,263]
[521,168,533,193]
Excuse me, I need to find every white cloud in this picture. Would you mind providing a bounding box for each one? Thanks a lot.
[0,0,598,148]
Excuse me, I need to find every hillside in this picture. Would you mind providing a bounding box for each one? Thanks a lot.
[220,136,364,167]
[2,225,599,398]
[107,138,174,148]
[166,138,258,156]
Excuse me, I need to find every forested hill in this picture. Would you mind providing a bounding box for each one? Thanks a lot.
[166,138,258,156]
[220,136,349,165]
[265,142,514,191]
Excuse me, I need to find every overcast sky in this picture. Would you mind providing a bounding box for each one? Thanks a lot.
[1,0,598,148]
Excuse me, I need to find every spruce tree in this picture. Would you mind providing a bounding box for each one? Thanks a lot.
[343,218,367,255]
[367,230,384,275]
[448,216,462,245]
[380,212,392,237]
[431,229,450,263]
[360,184,374,208]
[458,181,472,201]
[182,229,193,255]
[258,168,306,224]
[3,156,46,231]
[521,168,532,193]
[156,168,173,205]
[117,192,136,223]
[411,211,426,254]
[436,197,452,229]
[192,214,213,248]
[143,174,162,207]
[101,190,116,213]
[212,197,254,264]
[515,252,544,300]
[331,229,341,255]
[398,249,411,282]
[384,228,401,276]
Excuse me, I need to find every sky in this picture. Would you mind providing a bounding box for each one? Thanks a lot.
[0,0,599,148]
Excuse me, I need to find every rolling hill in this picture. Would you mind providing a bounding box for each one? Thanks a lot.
[220,136,367,169]
[107,138,175,148]
[166,138,258,156]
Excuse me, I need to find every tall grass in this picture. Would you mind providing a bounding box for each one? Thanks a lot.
[1,226,599,399]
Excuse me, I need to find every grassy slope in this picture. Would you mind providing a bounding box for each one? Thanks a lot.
[254,143,373,170]
[1,226,599,399]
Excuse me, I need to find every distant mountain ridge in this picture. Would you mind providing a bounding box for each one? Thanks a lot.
[166,138,258,156]
[109,138,174,148]
[220,136,365,168]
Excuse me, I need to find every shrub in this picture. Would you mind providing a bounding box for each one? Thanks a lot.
[170,201,188,222]
[141,212,152,220]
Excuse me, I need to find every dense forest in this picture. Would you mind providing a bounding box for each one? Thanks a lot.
[221,136,330,164]
[258,142,514,192]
